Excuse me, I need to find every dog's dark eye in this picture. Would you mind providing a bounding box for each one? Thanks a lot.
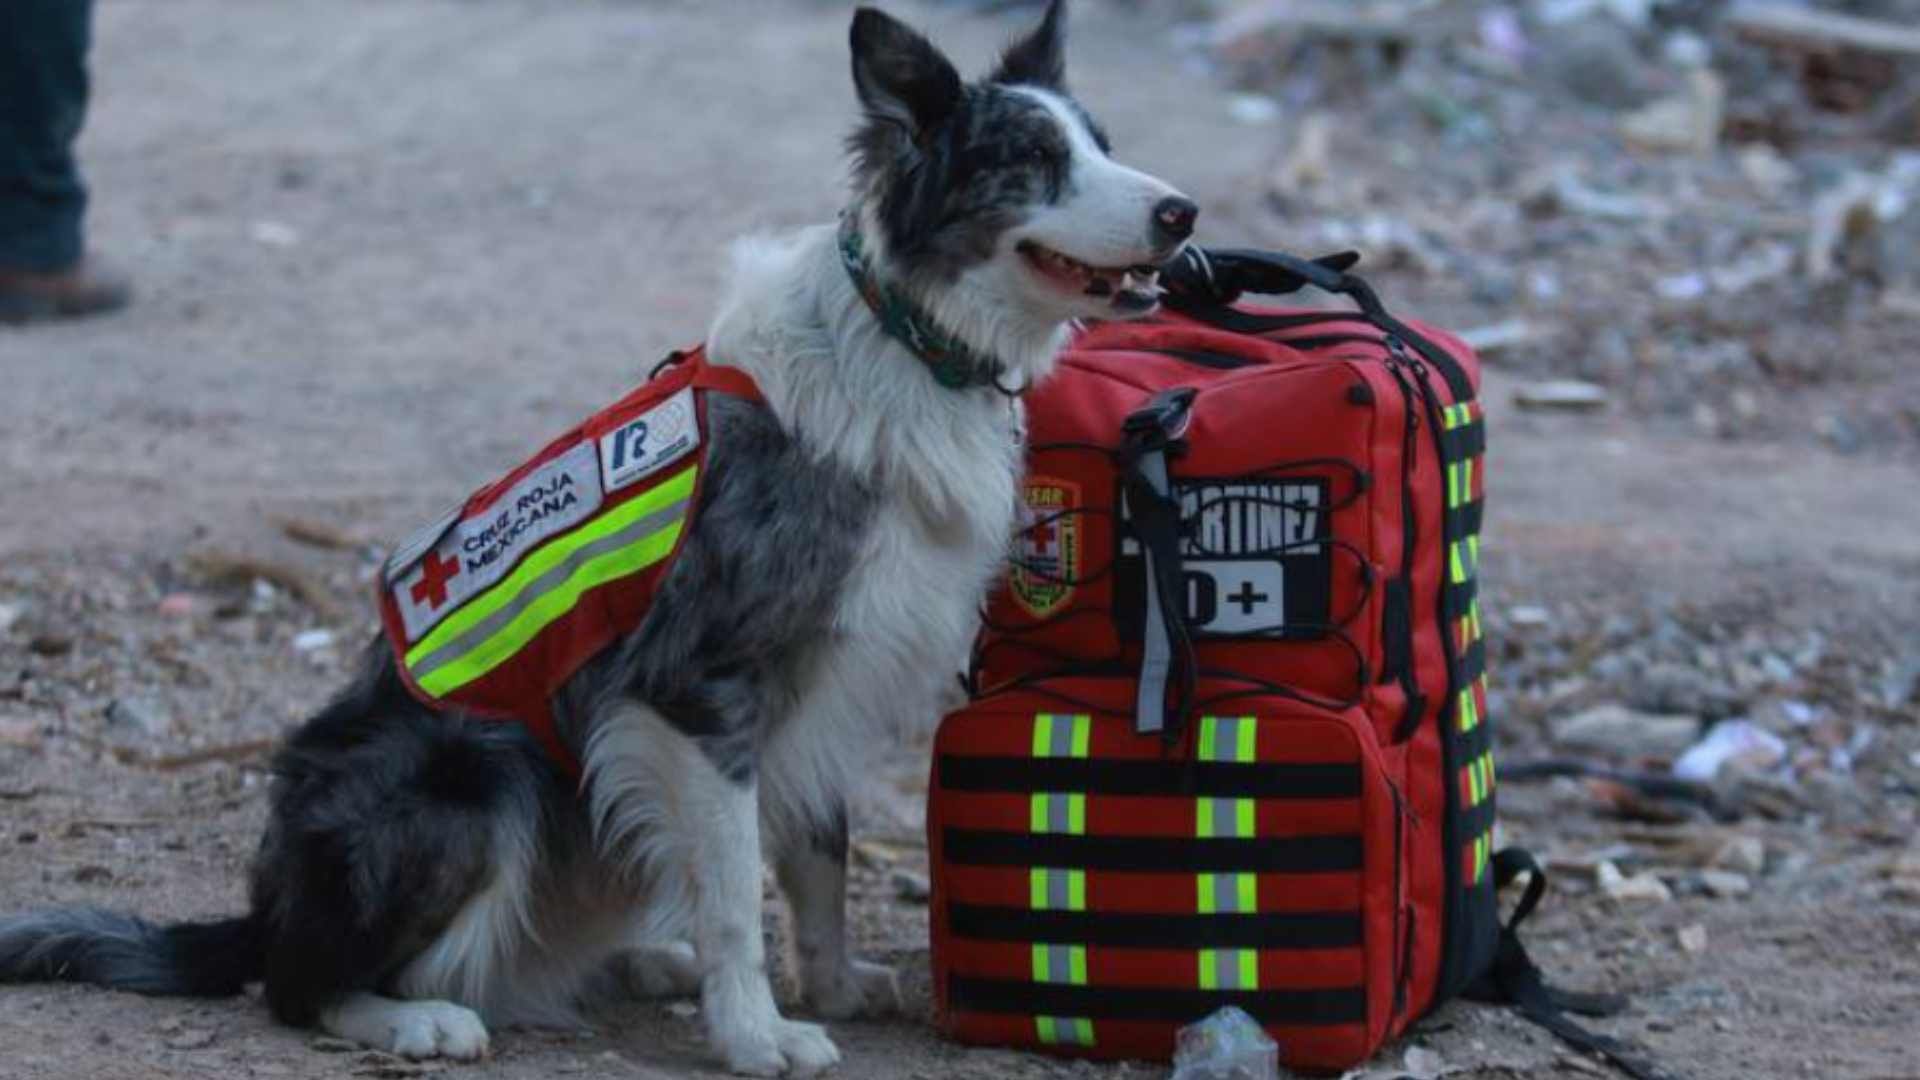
[1022,145,1052,166]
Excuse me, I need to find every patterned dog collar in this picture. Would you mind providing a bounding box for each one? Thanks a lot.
[837,212,1007,392]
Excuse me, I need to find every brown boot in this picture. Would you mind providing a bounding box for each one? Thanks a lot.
[0,258,132,325]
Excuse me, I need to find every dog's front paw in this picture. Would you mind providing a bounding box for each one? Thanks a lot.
[804,959,902,1021]
[718,1018,841,1077]
[323,997,491,1062]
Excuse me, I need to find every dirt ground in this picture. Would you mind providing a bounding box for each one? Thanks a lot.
[2,2,1918,1079]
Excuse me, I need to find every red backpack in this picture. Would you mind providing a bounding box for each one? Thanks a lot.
[928,250,1672,1079]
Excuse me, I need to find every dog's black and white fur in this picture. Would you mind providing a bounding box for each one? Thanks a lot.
[0,5,1194,1075]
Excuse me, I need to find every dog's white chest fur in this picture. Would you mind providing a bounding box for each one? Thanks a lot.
[706,226,1025,760]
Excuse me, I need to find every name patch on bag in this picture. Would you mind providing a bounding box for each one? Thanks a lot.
[1115,477,1332,638]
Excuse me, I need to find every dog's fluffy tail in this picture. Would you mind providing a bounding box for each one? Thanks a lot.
[0,909,262,996]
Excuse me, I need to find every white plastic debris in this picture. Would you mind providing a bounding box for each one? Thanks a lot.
[1173,1006,1283,1080]
[1671,720,1787,782]
[291,629,337,654]
[1226,93,1281,126]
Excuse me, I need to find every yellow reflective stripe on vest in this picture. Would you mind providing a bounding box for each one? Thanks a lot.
[405,465,698,696]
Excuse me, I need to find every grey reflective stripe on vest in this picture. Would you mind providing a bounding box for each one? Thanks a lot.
[405,498,690,683]
[1133,446,1173,734]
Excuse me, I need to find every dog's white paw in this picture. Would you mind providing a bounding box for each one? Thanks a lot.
[617,940,703,999]
[323,996,490,1061]
[718,1019,841,1078]
[805,959,902,1021]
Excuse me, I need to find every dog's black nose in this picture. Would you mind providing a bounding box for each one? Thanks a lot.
[1153,196,1199,243]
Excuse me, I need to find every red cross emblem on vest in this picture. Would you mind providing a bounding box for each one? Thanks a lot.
[410,550,461,609]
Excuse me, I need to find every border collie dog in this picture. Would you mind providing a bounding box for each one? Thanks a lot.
[0,4,1194,1075]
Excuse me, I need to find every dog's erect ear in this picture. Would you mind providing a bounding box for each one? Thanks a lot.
[990,0,1066,90]
[851,8,963,137]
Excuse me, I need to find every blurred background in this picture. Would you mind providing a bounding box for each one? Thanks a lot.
[0,2,1916,1078]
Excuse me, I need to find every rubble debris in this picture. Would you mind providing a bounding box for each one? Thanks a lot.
[184,549,340,620]
[1227,93,1281,125]
[1271,110,1334,200]
[1522,168,1669,222]
[292,629,338,654]
[1698,869,1753,898]
[274,515,367,551]
[1672,720,1788,781]
[156,593,201,619]
[105,697,169,738]
[27,633,72,657]
[1727,4,1920,63]
[1676,923,1709,953]
[1620,69,1726,155]
[890,869,931,903]
[1710,835,1767,876]
[1507,604,1554,629]
[1500,759,1730,818]
[1553,703,1700,759]
[1456,318,1545,355]
[163,1026,218,1051]
[1597,859,1673,903]
[1514,379,1610,412]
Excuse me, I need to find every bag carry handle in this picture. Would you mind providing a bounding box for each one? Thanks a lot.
[1164,247,1363,308]
[1163,246,1478,403]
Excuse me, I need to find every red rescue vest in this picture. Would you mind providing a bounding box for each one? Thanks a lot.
[378,349,761,775]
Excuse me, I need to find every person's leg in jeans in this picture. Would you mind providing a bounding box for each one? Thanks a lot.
[0,0,129,323]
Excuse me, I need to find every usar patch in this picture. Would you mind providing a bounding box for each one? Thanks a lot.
[1011,476,1081,618]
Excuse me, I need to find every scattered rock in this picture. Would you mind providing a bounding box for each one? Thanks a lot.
[1619,69,1725,155]
[1226,93,1280,126]
[1542,16,1650,108]
[1676,923,1709,954]
[1271,110,1334,199]
[1553,703,1699,759]
[851,838,914,868]
[1508,604,1554,629]
[274,515,366,551]
[249,220,300,248]
[163,1026,217,1050]
[156,593,201,619]
[1598,860,1673,903]
[1736,143,1798,195]
[1698,869,1752,898]
[72,865,112,885]
[1710,835,1767,876]
[105,697,170,738]
[1523,169,1668,222]
[1514,379,1610,412]
[309,1036,362,1053]
[1805,170,1912,282]
[1456,319,1544,356]
[891,870,931,904]
[27,633,73,657]
[0,602,20,634]
[292,629,337,654]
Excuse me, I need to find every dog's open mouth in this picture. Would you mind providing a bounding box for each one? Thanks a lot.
[1018,240,1164,313]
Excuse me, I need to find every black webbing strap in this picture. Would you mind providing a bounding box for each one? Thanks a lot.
[1163,248,1477,403]
[1164,247,1362,307]
[1467,849,1688,1080]
[1119,388,1197,738]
